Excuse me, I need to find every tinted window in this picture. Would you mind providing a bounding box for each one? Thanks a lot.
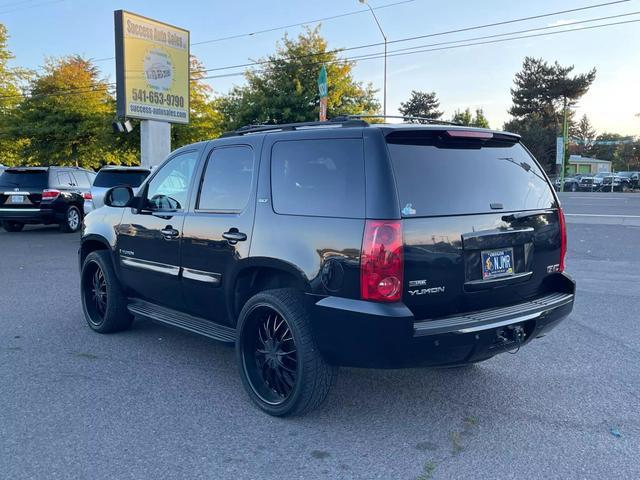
[386,132,556,217]
[0,170,48,189]
[72,172,91,189]
[146,151,198,211]
[57,171,74,187]
[198,146,254,211]
[271,139,365,218]
[94,170,150,188]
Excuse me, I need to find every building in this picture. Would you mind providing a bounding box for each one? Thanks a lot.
[566,155,612,175]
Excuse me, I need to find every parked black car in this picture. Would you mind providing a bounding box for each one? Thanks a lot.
[0,166,94,232]
[578,172,607,191]
[554,175,582,192]
[616,171,639,190]
[600,173,639,192]
[79,119,575,416]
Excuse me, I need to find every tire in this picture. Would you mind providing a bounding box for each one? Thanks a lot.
[80,250,133,333]
[2,220,24,232]
[570,183,577,192]
[236,288,337,417]
[60,205,82,233]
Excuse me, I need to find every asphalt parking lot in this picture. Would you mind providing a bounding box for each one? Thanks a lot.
[1,192,639,480]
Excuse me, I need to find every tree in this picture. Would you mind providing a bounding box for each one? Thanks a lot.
[509,57,595,123]
[172,56,224,147]
[572,114,596,155]
[218,26,379,130]
[0,23,30,166]
[504,57,596,171]
[588,132,639,171]
[398,90,442,121]
[12,56,118,168]
[504,113,557,168]
[451,107,490,128]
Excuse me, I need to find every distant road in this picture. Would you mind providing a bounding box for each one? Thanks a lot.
[559,192,640,225]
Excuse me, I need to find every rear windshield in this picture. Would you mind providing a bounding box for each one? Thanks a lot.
[386,131,556,217]
[0,170,48,189]
[93,170,149,188]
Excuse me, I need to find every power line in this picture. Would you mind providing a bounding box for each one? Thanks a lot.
[348,11,640,59]
[385,17,640,61]
[198,17,640,80]
[189,0,631,75]
[85,0,631,68]
[0,0,43,8]
[0,0,63,15]
[192,0,416,46]
[2,9,637,100]
[89,0,417,64]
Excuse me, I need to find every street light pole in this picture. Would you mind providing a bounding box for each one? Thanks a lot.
[359,0,387,116]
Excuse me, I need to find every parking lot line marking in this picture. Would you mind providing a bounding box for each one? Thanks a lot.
[563,197,633,200]
[565,213,640,218]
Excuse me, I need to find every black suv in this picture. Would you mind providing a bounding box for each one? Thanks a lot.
[79,119,575,416]
[0,166,95,232]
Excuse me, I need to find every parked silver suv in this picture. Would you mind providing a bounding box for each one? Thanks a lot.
[85,166,150,214]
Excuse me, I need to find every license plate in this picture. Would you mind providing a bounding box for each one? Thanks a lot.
[481,248,514,279]
[10,195,25,204]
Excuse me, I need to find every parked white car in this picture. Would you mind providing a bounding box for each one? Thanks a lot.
[84,166,150,214]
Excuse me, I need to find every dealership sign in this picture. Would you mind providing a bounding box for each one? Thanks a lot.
[115,10,190,124]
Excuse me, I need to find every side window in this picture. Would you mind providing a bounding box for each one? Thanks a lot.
[198,146,255,212]
[271,139,365,218]
[72,172,90,189]
[57,171,74,187]
[145,151,199,211]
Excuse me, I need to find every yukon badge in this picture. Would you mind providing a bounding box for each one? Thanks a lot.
[408,285,446,296]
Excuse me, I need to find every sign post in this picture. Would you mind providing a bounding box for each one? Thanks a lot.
[318,64,328,122]
[114,10,190,168]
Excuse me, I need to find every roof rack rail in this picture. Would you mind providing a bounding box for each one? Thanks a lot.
[221,118,369,138]
[332,114,462,126]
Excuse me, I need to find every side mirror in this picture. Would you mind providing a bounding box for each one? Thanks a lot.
[104,186,134,208]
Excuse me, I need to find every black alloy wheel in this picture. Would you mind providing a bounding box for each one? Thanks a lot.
[80,250,133,333]
[236,289,337,417]
[82,260,108,327]
[242,306,298,405]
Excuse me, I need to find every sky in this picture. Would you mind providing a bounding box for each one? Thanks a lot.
[1,0,639,135]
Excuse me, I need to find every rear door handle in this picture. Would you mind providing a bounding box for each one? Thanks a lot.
[222,230,247,244]
[161,227,179,239]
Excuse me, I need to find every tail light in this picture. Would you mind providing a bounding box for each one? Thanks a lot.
[360,220,403,302]
[558,207,567,272]
[82,192,92,200]
[41,189,60,201]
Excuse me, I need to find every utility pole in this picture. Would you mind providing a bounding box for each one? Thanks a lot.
[359,0,387,116]
[560,98,568,192]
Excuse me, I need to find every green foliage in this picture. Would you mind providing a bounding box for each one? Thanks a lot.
[504,113,557,167]
[452,108,490,128]
[0,24,31,166]
[569,114,597,157]
[588,132,639,171]
[505,57,596,171]
[218,26,379,130]
[11,56,115,168]
[509,57,596,121]
[398,90,442,121]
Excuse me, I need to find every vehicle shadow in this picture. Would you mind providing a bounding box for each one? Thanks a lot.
[128,316,517,431]
[19,225,69,234]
